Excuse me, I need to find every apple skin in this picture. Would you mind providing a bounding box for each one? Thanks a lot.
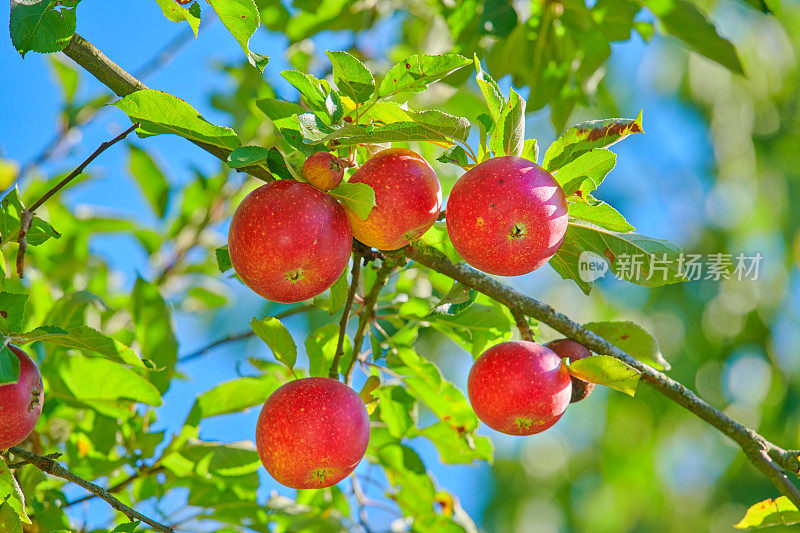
[467,341,571,436]
[446,156,568,276]
[228,180,353,303]
[302,152,344,191]
[255,377,370,489]
[0,346,44,450]
[343,148,442,250]
[546,338,595,403]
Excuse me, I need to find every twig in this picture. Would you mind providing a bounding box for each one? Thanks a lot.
[15,122,139,278]
[64,465,166,508]
[405,244,800,508]
[8,447,174,533]
[7,451,62,469]
[178,304,314,363]
[344,255,402,384]
[511,308,534,341]
[20,25,202,180]
[351,475,372,533]
[330,252,362,379]
[61,33,273,182]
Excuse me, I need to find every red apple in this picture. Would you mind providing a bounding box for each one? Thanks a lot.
[0,346,44,450]
[343,148,441,250]
[446,156,568,276]
[467,341,571,436]
[546,338,595,403]
[228,180,353,303]
[255,377,370,489]
[302,151,345,191]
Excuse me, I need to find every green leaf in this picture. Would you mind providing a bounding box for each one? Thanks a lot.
[250,317,297,369]
[521,138,538,163]
[437,146,470,167]
[153,0,201,37]
[427,282,477,318]
[10,0,78,57]
[735,497,800,529]
[326,51,375,103]
[373,385,416,438]
[0,346,21,386]
[59,354,162,406]
[280,71,329,115]
[0,457,30,524]
[378,53,471,98]
[0,291,28,333]
[430,303,512,357]
[215,245,232,272]
[48,56,79,103]
[542,112,644,172]
[131,278,178,391]
[549,220,685,294]
[555,149,616,197]
[568,201,634,232]
[44,290,106,330]
[474,56,505,126]
[0,503,23,533]
[328,267,350,315]
[0,188,60,247]
[323,110,470,146]
[583,320,670,371]
[18,325,147,368]
[128,145,170,218]
[328,182,376,221]
[115,89,241,151]
[567,354,641,396]
[207,0,269,71]
[226,146,271,169]
[255,98,307,127]
[305,323,350,377]
[420,421,493,464]
[642,0,743,74]
[191,375,281,420]
[489,87,525,157]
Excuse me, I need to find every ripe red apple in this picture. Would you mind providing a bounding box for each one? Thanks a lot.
[0,346,44,450]
[228,180,353,303]
[467,341,571,436]
[302,151,345,191]
[343,148,441,250]
[446,156,568,276]
[255,377,370,489]
[546,338,595,403]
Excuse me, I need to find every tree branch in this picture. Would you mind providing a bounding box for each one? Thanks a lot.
[178,304,314,363]
[511,308,534,342]
[344,255,401,384]
[405,244,800,507]
[8,447,174,533]
[61,33,273,182]
[16,122,140,278]
[331,251,362,379]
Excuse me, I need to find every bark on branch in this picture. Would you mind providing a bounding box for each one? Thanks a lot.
[8,447,174,533]
[405,244,800,507]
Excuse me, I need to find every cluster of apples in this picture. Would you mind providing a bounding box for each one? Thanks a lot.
[228,147,598,489]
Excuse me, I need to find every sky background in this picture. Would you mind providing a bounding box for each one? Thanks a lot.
[0,1,732,530]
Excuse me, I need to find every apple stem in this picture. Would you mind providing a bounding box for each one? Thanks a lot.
[511,308,535,342]
[330,250,363,379]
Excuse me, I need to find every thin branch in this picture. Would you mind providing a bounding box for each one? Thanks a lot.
[511,308,534,342]
[64,465,166,508]
[61,33,273,182]
[7,451,62,469]
[8,447,174,533]
[178,304,314,363]
[344,255,402,384]
[351,475,372,533]
[330,251,363,379]
[405,244,800,507]
[16,122,139,278]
